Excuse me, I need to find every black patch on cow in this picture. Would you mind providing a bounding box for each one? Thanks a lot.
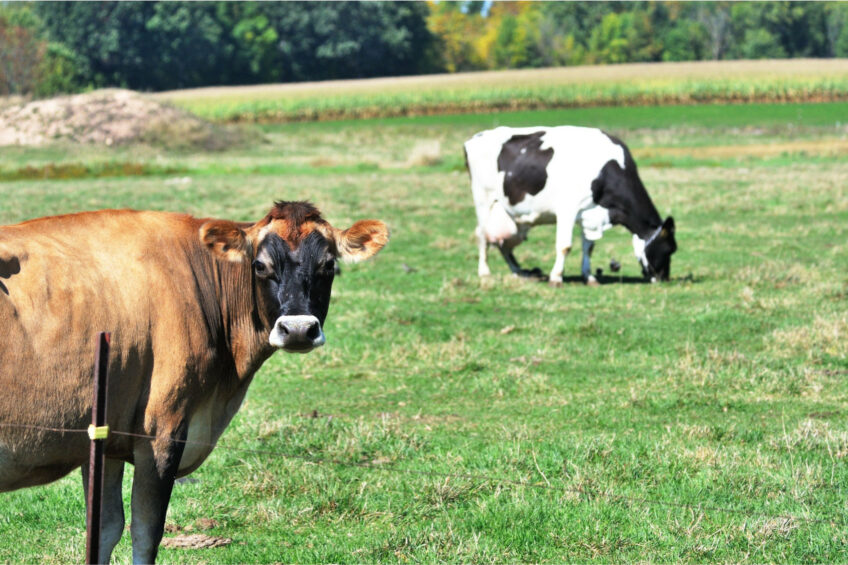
[590,133,662,237]
[591,132,677,280]
[497,132,554,206]
[0,255,21,295]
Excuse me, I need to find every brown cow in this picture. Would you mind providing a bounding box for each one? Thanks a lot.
[0,201,388,563]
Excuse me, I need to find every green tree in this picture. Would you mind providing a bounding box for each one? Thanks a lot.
[587,13,630,64]
[659,3,709,62]
[727,2,830,59]
[0,5,80,96]
[36,42,82,96]
[32,1,435,90]
[662,22,709,61]
[740,28,786,59]
[0,14,44,95]
[830,3,848,57]
[263,2,434,81]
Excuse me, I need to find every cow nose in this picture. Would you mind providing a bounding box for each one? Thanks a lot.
[269,315,325,352]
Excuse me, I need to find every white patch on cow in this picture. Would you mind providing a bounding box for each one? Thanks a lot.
[632,234,650,271]
[255,246,273,270]
[180,400,215,472]
[255,225,272,243]
[180,389,248,473]
[578,205,612,241]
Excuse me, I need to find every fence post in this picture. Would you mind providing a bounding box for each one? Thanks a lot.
[86,332,111,565]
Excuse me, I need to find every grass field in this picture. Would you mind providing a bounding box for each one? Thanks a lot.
[154,59,848,122]
[0,97,847,563]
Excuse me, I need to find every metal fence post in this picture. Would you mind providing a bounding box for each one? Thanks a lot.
[86,332,111,565]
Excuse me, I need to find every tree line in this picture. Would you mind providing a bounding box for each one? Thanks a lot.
[1,1,847,97]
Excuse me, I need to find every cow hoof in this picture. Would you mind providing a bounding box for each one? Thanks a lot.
[548,279,563,288]
[585,276,601,287]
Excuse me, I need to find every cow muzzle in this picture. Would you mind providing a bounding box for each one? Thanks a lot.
[269,315,325,353]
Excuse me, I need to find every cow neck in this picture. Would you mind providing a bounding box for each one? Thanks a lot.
[210,249,273,384]
[629,210,663,241]
[642,224,664,249]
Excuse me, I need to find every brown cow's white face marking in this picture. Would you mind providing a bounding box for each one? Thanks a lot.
[269,314,325,352]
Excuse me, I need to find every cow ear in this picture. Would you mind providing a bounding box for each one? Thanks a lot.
[199,220,249,262]
[334,220,389,263]
[661,216,675,238]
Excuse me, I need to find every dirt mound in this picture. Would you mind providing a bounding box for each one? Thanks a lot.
[0,89,248,150]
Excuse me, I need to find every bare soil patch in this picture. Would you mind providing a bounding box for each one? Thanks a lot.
[0,89,250,150]
[160,534,232,550]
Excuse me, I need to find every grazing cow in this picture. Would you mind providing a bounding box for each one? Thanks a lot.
[0,201,388,563]
[464,126,676,285]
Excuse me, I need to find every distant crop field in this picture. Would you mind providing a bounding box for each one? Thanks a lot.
[0,100,846,563]
[155,59,848,123]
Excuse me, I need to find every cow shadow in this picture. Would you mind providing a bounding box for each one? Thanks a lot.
[546,273,697,285]
[559,274,651,285]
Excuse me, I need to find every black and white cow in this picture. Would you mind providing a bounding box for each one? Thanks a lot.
[464,126,676,285]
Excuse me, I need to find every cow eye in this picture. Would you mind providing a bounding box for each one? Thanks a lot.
[324,259,335,273]
[253,260,270,277]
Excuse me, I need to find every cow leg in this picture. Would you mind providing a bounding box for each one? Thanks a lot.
[581,234,600,286]
[496,228,543,278]
[81,458,126,563]
[498,243,523,274]
[549,213,576,286]
[130,430,187,564]
[497,244,544,278]
[475,226,491,277]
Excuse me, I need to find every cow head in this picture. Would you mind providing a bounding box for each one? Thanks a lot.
[200,201,388,353]
[633,216,676,282]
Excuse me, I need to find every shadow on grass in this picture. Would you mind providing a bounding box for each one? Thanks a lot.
[532,273,699,285]
[562,274,651,285]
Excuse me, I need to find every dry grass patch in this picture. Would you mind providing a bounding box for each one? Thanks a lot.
[637,138,848,160]
[749,517,800,541]
[772,418,848,455]
[158,60,848,103]
[769,313,847,360]
[682,445,724,466]
[405,140,442,167]
[734,261,820,287]
[643,162,848,220]
[156,59,848,123]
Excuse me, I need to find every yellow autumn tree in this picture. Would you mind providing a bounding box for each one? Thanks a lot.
[425,1,485,72]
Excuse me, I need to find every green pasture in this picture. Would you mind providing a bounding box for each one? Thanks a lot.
[0,101,846,563]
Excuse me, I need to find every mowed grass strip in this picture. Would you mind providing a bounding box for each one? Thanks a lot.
[2,101,845,178]
[155,59,848,122]
[0,104,846,563]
